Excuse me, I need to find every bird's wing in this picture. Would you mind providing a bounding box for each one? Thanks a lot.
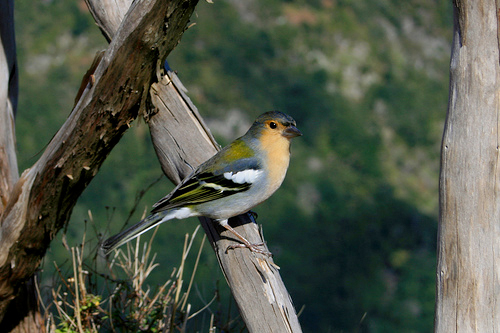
[151,156,263,213]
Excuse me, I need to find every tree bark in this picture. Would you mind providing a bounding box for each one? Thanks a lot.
[0,3,44,332]
[85,0,134,42]
[0,0,198,330]
[435,1,500,331]
[148,72,303,332]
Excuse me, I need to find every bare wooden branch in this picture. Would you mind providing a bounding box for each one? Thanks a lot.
[435,1,500,331]
[0,0,198,323]
[148,70,303,332]
[85,0,134,42]
[148,74,219,182]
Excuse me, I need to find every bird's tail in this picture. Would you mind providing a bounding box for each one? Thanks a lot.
[102,211,172,255]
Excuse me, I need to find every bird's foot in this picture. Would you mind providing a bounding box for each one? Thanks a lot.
[219,220,272,256]
[248,210,258,221]
[225,242,272,257]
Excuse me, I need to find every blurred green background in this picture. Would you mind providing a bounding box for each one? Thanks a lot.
[14,0,452,331]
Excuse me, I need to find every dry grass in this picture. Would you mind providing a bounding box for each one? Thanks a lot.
[41,222,221,333]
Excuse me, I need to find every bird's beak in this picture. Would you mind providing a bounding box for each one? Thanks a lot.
[283,125,302,138]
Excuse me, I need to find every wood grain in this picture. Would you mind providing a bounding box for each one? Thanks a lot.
[436,1,500,331]
[148,71,303,332]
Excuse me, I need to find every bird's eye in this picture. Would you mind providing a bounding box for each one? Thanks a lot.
[269,122,277,129]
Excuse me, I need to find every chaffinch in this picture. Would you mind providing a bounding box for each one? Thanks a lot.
[102,111,302,254]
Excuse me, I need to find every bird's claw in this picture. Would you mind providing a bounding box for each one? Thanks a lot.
[225,242,273,257]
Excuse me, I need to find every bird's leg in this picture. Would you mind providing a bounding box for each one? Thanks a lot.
[218,220,272,257]
[248,210,258,220]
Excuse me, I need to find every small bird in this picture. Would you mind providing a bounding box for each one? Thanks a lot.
[102,111,302,255]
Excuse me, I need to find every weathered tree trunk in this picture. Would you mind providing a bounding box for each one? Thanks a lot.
[149,72,303,333]
[86,2,302,331]
[0,0,198,331]
[0,2,44,332]
[435,1,500,331]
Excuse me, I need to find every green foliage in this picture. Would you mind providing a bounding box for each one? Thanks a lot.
[15,0,452,331]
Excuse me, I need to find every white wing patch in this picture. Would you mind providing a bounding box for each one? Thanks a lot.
[223,169,262,184]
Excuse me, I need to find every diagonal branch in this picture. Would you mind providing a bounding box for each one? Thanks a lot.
[0,0,198,322]
[149,70,303,333]
[85,0,134,42]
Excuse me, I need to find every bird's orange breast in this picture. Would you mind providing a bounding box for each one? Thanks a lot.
[259,133,291,197]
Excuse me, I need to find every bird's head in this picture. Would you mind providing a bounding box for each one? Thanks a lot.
[250,111,302,141]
